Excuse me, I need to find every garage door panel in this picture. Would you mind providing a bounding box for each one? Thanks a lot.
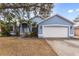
[43,26,68,37]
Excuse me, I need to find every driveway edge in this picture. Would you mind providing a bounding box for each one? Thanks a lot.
[45,39,58,56]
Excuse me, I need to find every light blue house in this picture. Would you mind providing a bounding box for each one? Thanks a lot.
[38,14,74,38]
[10,14,74,38]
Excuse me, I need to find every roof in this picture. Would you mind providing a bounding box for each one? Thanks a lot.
[31,15,44,20]
[74,22,79,27]
[74,17,79,22]
[31,15,45,24]
[38,14,74,25]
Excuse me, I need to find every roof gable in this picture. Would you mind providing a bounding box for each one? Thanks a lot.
[32,16,44,24]
[55,15,74,24]
[39,14,74,25]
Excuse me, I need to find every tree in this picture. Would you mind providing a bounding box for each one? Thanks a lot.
[0,3,54,18]
[0,3,54,36]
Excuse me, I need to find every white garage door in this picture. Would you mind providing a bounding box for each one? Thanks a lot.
[43,26,68,38]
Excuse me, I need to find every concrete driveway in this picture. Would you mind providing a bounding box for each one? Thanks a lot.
[46,39,79,56]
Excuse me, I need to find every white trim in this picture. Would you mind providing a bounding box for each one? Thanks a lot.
[42,24,70,27]
[38,34,43,38]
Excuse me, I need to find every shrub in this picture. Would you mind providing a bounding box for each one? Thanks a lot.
[1,26,11,36]
[30,32,37,37]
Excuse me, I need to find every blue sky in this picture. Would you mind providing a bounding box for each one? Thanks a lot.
[53,3,79,21]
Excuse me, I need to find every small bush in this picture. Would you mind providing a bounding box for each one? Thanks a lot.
[1,26,11,36]
[30,32,37,37]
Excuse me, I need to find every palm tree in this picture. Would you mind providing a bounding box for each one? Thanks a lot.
[0,20,10,36]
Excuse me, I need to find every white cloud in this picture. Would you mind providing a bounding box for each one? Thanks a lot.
[76,8,79,12]
[67,8,79,13]
[67,9,74,13]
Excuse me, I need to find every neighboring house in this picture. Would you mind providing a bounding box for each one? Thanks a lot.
[38,14,74,38]
[74,17,79,37]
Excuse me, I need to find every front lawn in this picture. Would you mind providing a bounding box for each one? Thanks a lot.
[0,37,57,56]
